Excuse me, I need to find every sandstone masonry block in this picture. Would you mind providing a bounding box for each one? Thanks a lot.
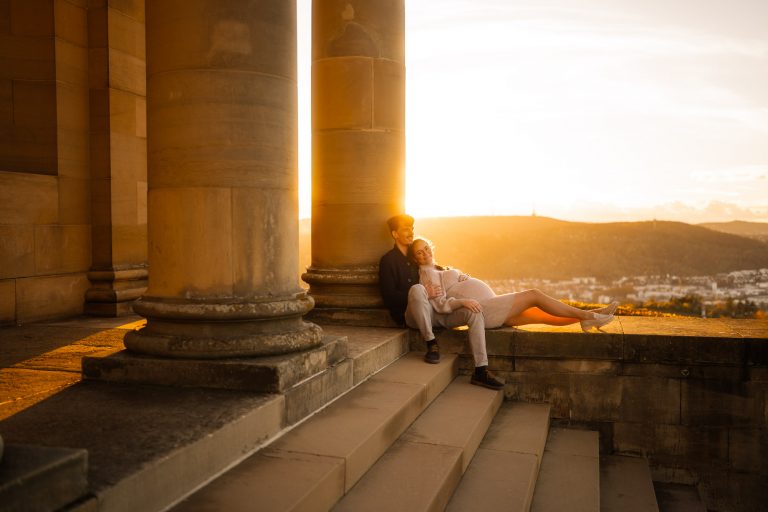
[619,375,681,424]
[681,379,759,427]
[0,280,15,325]
[0,225,35,279]
[16,273,89,323]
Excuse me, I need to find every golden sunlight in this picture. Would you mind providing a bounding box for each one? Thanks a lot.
[298,0,768,223]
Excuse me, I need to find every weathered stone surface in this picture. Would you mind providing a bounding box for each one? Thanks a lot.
[85,335,346,392]
[0,444,88,512]
[600,455,659,512]
[505,371,572,418]
[531,429,600,512]
[0,368,80,421]
[506,371,622,421]
[697,467,768,512]
[0,172,58,226]
[270,378,424,492]
[57,177,91,225]
[284,359,353,426]
[34,224,91,275]
[312,0,405,61]
[653,483,706,512]
[447,448,538,512]
[668,424,732,470]
[727,428,767,472]
[0,380,284,512]
[15,273,90,324]
[340,441,462,512]
[622,362,745,381]
[619,376,681,424]
[304,307,400,327]
[172,450,345,512]
[481,402,551,462]
[401,379,502,471]
[681,379,759,427]
[0,226,34,280]
[514,329,623,360]
[612,422,654,457]
[516,358,620,375]
[371,352,458,406]
[321,325,407,383]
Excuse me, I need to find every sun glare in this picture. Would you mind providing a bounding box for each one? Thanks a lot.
[299,0,768,223]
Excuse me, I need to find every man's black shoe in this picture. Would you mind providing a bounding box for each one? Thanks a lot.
[471,367,504,390]
[424,340,440,364]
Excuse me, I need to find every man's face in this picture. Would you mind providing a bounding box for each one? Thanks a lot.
[392,221,414,246]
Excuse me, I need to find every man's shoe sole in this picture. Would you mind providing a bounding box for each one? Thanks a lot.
[470,378,503,390]
[424,356,440,364]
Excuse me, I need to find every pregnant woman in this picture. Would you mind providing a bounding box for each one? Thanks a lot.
[408,238,617,331]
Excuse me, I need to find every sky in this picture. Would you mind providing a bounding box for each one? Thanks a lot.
[297,0,768,223]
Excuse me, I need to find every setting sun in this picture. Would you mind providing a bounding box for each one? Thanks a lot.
[298,0,768,223]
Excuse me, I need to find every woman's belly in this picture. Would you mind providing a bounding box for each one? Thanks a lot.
[446,278,496,301]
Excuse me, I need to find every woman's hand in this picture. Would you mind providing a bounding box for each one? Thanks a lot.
[460,298,482,313]
[458,273,470,282]
[424,282,443,299]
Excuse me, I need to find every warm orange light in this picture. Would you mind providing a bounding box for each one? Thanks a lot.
[0,320,145,421]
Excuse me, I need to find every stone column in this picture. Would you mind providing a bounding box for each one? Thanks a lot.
[302,0,406,314]
[86,1,149,316]
[125,0,321,358]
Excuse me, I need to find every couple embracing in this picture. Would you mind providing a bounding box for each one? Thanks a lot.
[378,214,617,390]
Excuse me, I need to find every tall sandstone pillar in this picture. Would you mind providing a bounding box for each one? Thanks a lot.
[125,0,321,358]
[303,0,406,316]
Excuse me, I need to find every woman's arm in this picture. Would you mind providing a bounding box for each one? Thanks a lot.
[420,267,456,314]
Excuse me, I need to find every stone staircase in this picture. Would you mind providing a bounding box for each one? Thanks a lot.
[170,347,669,512]
[0,319,714,512]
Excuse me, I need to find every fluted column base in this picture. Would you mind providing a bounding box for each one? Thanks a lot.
[124,293,322,359]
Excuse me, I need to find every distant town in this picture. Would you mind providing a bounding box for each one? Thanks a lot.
[487,268,768,318]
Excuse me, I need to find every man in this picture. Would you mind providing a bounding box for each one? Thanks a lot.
[379,214,504,390]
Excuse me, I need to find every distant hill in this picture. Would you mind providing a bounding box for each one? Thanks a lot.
[299,216,768,280]
[699,221,768,242]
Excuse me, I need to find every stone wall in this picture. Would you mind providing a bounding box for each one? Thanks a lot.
[0,0,147,325]
[419,318,768,512]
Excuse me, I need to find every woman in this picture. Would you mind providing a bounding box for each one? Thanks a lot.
[407,237,617,331]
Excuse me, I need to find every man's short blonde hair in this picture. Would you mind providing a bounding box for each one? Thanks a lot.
[387,214,414,232]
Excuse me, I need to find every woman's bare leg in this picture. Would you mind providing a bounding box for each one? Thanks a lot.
[502,289,595,325]
[505,307,579,327]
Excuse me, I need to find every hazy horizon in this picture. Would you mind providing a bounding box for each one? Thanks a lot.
[297,0,768,224]
[297,212,768,225]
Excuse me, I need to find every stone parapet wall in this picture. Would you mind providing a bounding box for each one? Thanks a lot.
[416,317,767,512]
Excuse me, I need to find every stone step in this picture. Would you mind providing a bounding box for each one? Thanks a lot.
[0,443,88,512]
[447,402,552,512]
[601,455,659,512]
[334,378,503,512]
[653,483,707,512]
[531,428,601,512]
[1,326,410,512]
[171,352,458,512]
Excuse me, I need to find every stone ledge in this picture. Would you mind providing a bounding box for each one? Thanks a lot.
[82,335,347,393]
[0,444,88,512]
[412,317,768,368]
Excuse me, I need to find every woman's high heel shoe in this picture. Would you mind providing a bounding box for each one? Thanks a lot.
[593,301,619,316]
[581,313,614,332]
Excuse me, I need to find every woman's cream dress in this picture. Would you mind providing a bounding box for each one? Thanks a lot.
[419,266,518,328]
